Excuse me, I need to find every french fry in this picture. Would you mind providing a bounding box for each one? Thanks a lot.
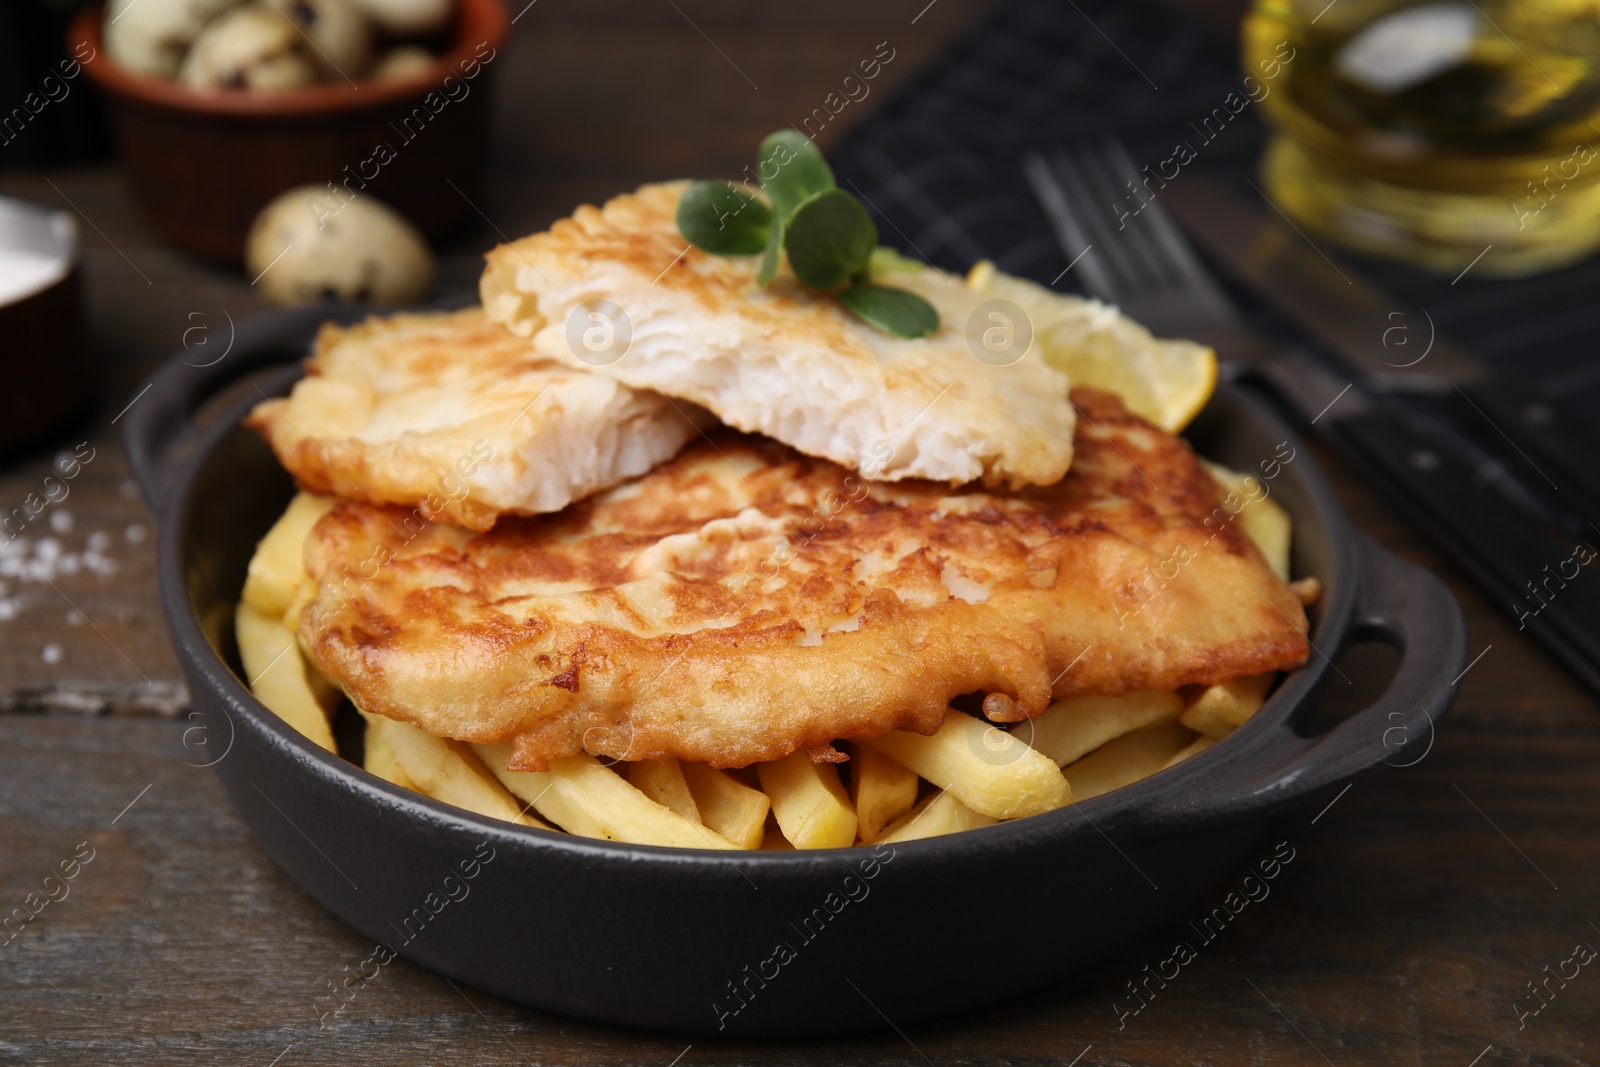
[1181,672,1275,738]
[756,750,858,849]
[1178,699,1237,740]
[1202,460,1292,580]
[760,816,796,850]
[234,603,337,752]
[1290,577,1322,605]
[849,746,920,844]
[857,710,1071,819]
[625,758,701,822]
[475,744,740,849]
[369,718,545,828]
[361,713,417,790]
[1021,690,1183,767]
[681,762,770,849]
[241,492,336,619]
[1163,732,1217,770]
[1062,719,1198,802]
[1245,497,1293,581]
[880,790,997,843]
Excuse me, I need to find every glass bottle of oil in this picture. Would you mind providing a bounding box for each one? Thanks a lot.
[1245,0,1600,276]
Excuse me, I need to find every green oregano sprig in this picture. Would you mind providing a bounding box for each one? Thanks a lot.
[674,130,940,339]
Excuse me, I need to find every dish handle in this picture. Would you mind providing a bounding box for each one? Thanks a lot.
[1133,532,1468,833]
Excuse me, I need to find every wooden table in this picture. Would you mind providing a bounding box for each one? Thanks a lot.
[2,3,1596,1063]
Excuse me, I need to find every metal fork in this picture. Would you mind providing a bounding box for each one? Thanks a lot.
[1020,141,1347,420]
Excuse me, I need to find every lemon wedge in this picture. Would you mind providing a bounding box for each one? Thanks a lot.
[966,260,1217,432]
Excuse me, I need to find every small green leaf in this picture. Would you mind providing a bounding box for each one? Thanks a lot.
[868,246,924,276]
[757,130,835,222]
[754,131,834,286]
[784,189,878,291]
[840,282,941,339]
[676,181,770,255]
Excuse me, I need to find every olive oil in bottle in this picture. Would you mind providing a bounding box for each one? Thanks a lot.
[1245,0,1600,275]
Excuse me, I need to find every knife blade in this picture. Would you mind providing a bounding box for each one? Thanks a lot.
[1162,177,1600,527]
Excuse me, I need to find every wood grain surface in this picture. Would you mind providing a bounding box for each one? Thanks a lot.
[1,1,1596,1064]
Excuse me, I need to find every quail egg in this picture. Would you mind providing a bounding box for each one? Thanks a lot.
[246,185,434,306]
[269,0,374,81]
[369,45,436,81]
[104,0,243,79]
[179,6,320,90]
[344,0,454,37]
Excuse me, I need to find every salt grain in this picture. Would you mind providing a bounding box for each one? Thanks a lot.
[0,531,119,618]
[41,643,62,665]
[65,609,84,626]
[50,509,74,534]
[125,523,147,545]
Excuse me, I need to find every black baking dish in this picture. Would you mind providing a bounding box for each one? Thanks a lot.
[124,301,1466,1037]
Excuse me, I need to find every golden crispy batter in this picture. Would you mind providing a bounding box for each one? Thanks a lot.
[300,388,1309,770]
[480,181,1076,489]
[245,307,706,531]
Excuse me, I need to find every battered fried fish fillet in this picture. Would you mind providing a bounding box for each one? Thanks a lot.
[245,307,707,531]
[480,181,1076,489]
[299,387,1308,770]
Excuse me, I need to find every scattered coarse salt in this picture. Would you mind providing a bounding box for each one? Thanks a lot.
[125,523,147,545]
[0,531,119,609]
[41,643,62,665]
[65,609,84,626]
[50,509,74,534]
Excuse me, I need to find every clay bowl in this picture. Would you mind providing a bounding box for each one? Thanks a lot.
[70,0,509,263]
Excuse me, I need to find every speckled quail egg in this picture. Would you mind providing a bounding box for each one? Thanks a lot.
[103,0,244,79]
[369,45,436,81]
[344,0,454,37]
[179,6,320,91]
[270,0,374,81]
[246,186,434,306]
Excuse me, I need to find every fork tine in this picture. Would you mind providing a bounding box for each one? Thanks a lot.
[1022,151,1123,302]
[1027,138,1253,344]
[1025,140,1237,319]
[1047,150,1139,295]
[1102,140,1228,304]
[1081,143,1175,295]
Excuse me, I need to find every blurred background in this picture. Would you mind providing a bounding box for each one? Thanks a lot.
[3,0,1598,1061]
